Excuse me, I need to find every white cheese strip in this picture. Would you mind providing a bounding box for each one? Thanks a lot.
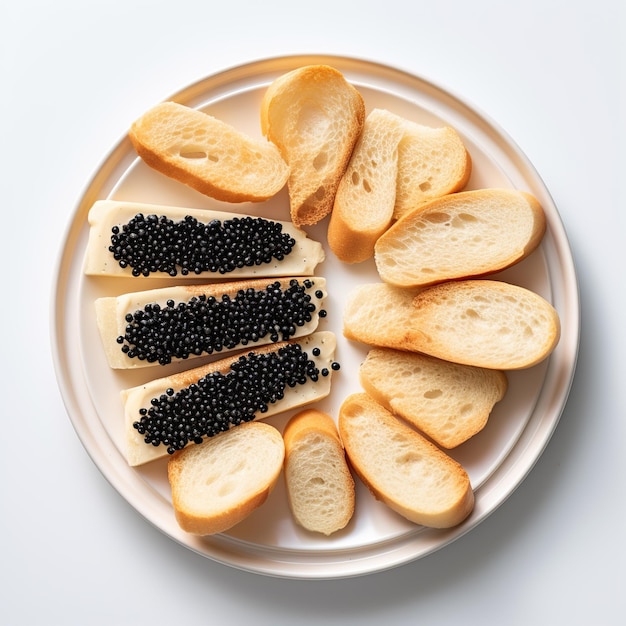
[83,200,325,278]
[122,331,337,466]
[95,277,327,369]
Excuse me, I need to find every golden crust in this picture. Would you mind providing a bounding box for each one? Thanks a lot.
[282,408,342,453]
[168,422,284,535]
[376,188,548,288]
[282,409,355,535]
[339,393,474,529]
[129,102,289,203]
[261,65,365,227]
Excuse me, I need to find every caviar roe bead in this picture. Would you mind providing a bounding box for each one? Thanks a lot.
[132,343,324,453]
[117,280,322,366]
[108,213,297,277]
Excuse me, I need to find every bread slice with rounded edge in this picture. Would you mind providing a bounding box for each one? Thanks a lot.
[260,65,366,227]
[327,109,406,263]
[168,421,285,535]
[338,393,474,528]
[129,101,289,203]
[282,409,355,535]
[95,276,327,369]
[343,280,560,369]
[83,200,325,279]
[122,331,337,466]
[375,189,546,287]
[394,122,471,220]
[359,348,507,448]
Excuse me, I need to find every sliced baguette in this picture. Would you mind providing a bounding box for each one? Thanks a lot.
[260,65,366,227]
[327,109,406,263]
[375,189,546,287]
[83,200,325,279]
[343,280,560,369]
[394,122,471,219]
[359,348,507,448]
[283,409,355,535]
[338,393,474,528]
[129,101,289,202]
[168,421,285,535]
[95,276,327,369]
[122,331,337,466]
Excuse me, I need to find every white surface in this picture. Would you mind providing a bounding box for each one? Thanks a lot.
[1,0,623,623]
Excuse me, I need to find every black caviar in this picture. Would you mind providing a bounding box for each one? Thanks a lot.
[133,343,323,453]
[109,213,297,277]
[118,279,324,365]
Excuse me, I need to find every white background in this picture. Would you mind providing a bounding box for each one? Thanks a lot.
[1,1,624,624]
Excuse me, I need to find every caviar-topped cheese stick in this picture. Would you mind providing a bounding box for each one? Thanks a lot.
[83,200,325,279]
[95,277,327,369]
[122,331,338,466]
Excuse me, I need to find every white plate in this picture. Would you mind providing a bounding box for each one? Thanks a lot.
[51,55,579,579]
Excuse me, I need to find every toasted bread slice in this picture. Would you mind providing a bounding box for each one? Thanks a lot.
[359,348,507,448]
[394,122,471,219]
[338,393,474,528]
[283,409,355,535]
[375,189,546,287]
[95,277,327,369]
[168,421,285,535]
[327,109,406,263]
[122,331,337,466]
[83,200,325,279]
[343,281,560,370]
[129,101,289,202]
[260,65,365,226]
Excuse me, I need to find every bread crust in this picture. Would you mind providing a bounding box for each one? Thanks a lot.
[168,422,284,535]
[393,124,472,219]
[282,408,343,451]
[343,280,560,370]
[283,409,355,535]
[359,348,508,448]
[129,102,289,203]
[375,188,547,287]
[328,109,406,263]
[339,393,474,528]
[260,65,365,226]
[410,280,560,369]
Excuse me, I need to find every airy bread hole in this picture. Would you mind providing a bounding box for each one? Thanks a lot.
[424,389,442,399]
[218,480,236,497]
[351,171,360,185]
[180,149,209,159]
[309,476,326,486]
[231,459,246,474]
[362,179,372,193]
[313,151,328,171]
[419,181,432,192]
[424,212,450,224]
[314,186,326,200]
[452,213,478,228]
[296,104,329,136]
[397,452,421,465]
[464,308,480,319]
[458,212,478,222]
